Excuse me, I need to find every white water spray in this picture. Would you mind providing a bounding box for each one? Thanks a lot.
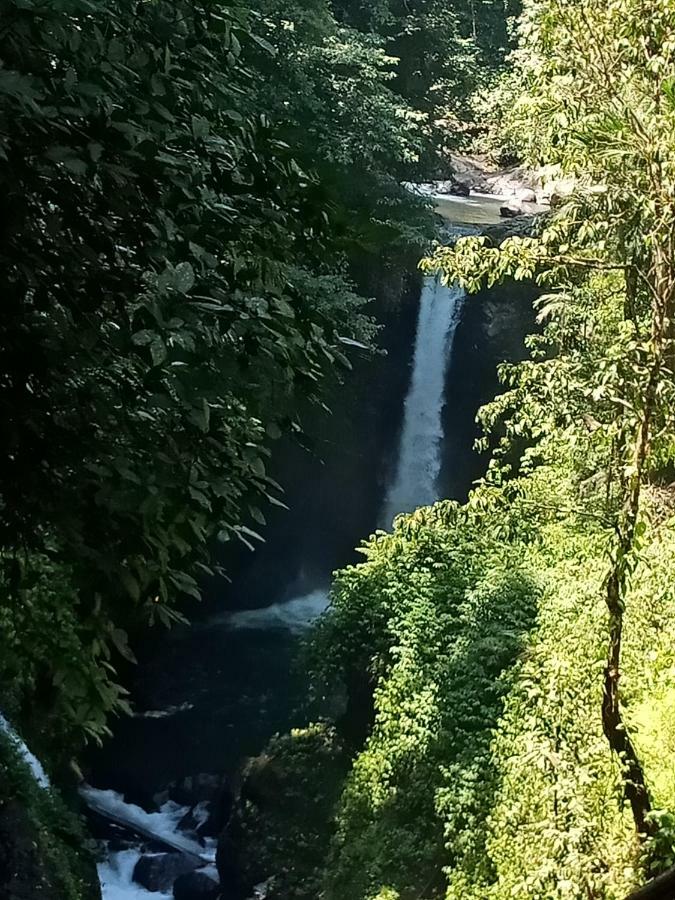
[226,588,329,633]
[0,712,50,789]
[381,277,464,525]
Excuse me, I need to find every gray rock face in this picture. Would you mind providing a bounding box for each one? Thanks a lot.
[436,178,471,197]
[500,202,523,218]
[517,188,537,203]
[133,852,200,892]
[173,870,220,900]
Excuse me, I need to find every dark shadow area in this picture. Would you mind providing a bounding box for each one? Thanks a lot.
[439,278,537,500]
[89,263,537,801]
[88,254,421,796]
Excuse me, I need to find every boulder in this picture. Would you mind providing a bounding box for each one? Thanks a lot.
[173,870,220,900]
[500,202,523,219]
[178,802,209,834]
[436,178,471,197]
[172,779,234,839]
[450,179,471,197]
[517,188,537,203]
[133,852,200,892]
[218,725,349,899]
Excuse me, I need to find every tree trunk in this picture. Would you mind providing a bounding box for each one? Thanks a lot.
[601,247,672,837]
[602,571,654,835]
[626,865,675,900]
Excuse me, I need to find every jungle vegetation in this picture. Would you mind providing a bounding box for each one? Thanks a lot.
[272,1,675,898]
[0,0,510,754]
[5,1,675,899]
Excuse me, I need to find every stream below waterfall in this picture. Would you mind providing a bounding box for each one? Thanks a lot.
[86,197,536,899]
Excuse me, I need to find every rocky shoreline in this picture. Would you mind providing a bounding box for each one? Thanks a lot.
[420,152,575,222]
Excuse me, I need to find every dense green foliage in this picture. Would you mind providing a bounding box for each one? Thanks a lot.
[0,0,437,750]
[0,0,523,755]
[0,731,99,899]
[433,1,675,842]
[329,0,522,168]
[11,0,675,898]
[309,462,675,899]
[229,723,349,900]
[310,500,541,898]
[0,0,520,756]
[300,264,675,898]
[332,0,520,116]
[263,2,675,897]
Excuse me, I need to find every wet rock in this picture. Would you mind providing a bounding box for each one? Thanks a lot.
[500,201,523,218]
[106,836,138,853]
[133,852,200,892]
[173,870,220,900]
[152,789,170,808]
[178,802,210,834]
[517,188,537,203]
[171,777,234,839]
[450,179,471,197]
[169,774,226,807]
[436,178,471,197]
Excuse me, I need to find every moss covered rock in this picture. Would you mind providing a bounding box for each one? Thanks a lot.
[0,733,100,900]
[218,723,349,900]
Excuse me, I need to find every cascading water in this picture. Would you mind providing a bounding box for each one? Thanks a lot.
[381,276,464,526]
[380,220,481,526]
[0,712,50,789]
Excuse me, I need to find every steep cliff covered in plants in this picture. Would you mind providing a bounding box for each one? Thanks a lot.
[248,2,675,897]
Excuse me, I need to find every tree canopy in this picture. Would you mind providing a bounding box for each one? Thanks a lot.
[0,0,437,747]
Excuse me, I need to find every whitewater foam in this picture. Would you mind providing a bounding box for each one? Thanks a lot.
[381,277,464,525]
[0,713,50,789]
[97,849,172,900]
[226,588,329,633]
[79,786,212,859]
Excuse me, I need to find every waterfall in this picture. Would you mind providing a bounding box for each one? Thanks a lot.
[85,224,478,899]
[381,276,464,525]
[218,272,467,630]
[0,712,50,789]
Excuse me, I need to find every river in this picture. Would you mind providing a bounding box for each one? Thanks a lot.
[85,196,535,899]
